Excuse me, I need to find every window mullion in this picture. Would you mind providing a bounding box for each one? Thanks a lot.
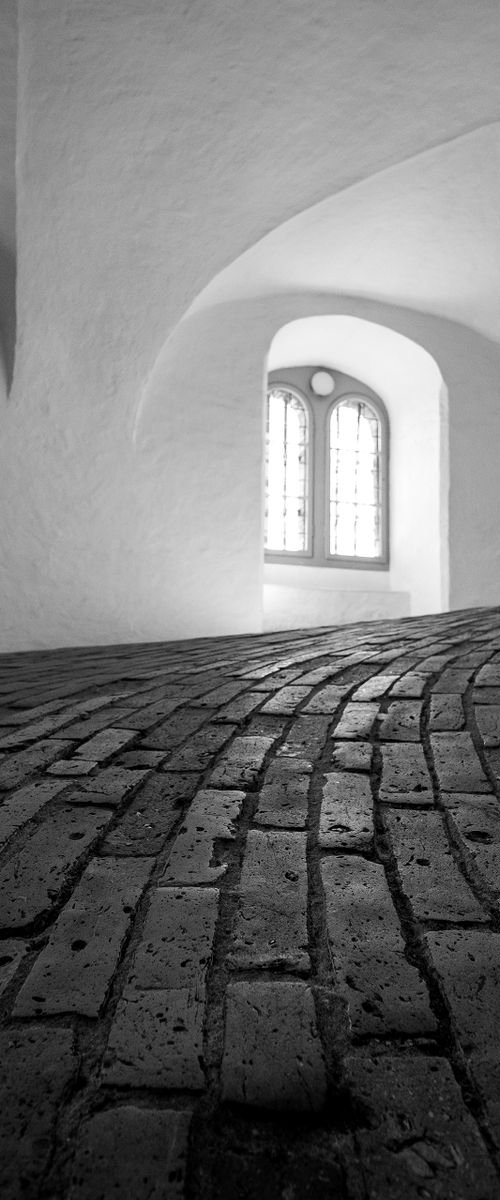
[312,399,325,562]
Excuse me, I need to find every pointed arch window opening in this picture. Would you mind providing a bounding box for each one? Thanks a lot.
[265,369,389,569]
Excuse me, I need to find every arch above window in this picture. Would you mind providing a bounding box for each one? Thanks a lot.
[265,367,389,569]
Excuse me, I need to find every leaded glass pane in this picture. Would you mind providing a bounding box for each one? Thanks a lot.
[329,399,382,558]
[265,388,309,553]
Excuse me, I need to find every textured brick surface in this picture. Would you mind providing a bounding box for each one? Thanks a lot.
[102,987,206,1088]
[126,886,219,989]
[431,732,491,793]
[1,609,500,1197]
[68,1107,191,1200]
[208,736,274,788]
[332,702,379,740]
[379,742,434,804]
[101,771,197,854]
[425,929,500,1056]
[0,1028,75,1199]
[330,739,372,772]
[443,793,500,904]
[230,830,309,971]
[378,700,422,741]
[344,1055,498,1198]
[319,771,373,849]
[0,777,68,846]
[278,714,330,761]
[0,737,74,788]
[254,758,310,828]
[221,982,327,1110]
[321,856,436,1036]
[14,857,153,1015]
[0,804,112,929]
[384,809,487,922]
[429,693,465,731]
[160,789,244,884]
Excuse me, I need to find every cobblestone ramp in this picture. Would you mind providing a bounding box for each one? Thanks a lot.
[1,609,500,1198]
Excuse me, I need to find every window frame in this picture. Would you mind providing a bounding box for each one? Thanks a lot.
[265,367,390,570]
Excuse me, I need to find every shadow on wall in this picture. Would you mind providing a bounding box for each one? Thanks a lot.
[0,238,15,392]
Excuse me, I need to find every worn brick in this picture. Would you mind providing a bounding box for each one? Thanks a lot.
[261,685,314,715]
[321,856,436,1036]
[378,700,422,741]
[379,743,434,805]
[431,668,474,694]
[0,1028,75,1199]
[444,795,500,907]
[160,789,244,884]
[472,686,500,705]
[278,715,330,763]
[102,987,205,1089]
[14,857,153,1016]
[110,698,186,730]
[0,697,131,747]
[51,707,134,740]
[221,982,327,1111]
[330,739,372,772]
[101,772,198,856]
[418,654,455,675]
[0,804,112,929]
[254,759,310,829]
[0,778,69,847]
[212,691,264,723]
[351,675,398,700]
[332,702,379,740]
[230,830,309,971]
[141,707,210,750]
[190,680,251,708]
[388,673,427,697]
[0,737,74,789]
[319,772,373,850]
[431,732,491,792]
[68,1107,191,1200]
[0,939,27,996]
[65,766,150,806]
[429,693,465,731]
[474,704,500,748]
[47,756,102,776]
[425,929,500,1057]
[127,886,219,990]
[302,685,349,715]
[70,727,138,762]
[344,1054,498,1199]
[475,663,500,687]
[384,809,487,922]
[469,1056,500,1149]
[115,749,167,768]
[162,721,236,772]
[208,736,274,788]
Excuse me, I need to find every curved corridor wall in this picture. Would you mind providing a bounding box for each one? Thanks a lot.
[2,1,500,647]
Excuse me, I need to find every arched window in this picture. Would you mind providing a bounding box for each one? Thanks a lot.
[265,367,389,568]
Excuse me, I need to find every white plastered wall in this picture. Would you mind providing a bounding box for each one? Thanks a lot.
[2,1,500,648]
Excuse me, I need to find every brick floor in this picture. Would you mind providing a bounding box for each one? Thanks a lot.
[1,607,500,1197]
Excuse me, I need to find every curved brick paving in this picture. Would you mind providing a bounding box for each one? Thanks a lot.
[1,609,500,1197]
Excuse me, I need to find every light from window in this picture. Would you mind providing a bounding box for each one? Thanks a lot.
[265,388,309,553]
[329,398,382,558]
